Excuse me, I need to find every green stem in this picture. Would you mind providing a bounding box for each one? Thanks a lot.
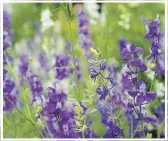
[61,3,81,102]
[82,130,85,138]
[150,57,157,91]
[99,72,113,100]
[149,72,156,91]
[140,105,145,138]
[11,110,17,138]
[4,94,44,138]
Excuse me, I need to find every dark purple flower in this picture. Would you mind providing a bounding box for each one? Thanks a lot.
[96,85,108,100]
[90,68,99,82]
[144,115,157,123]
[103,120,124,138]
[4,94,17,111]
[143,16,160,40]
[130,59,147,71]
[54,55,70,80]
[122,75,133,89]
[42,87,67,118]
[143,15,164,76]
[3,77,19,111]
[19,55,29,76]
[99,59,107,71]
[119,39,144,61]
[127,81,156,106]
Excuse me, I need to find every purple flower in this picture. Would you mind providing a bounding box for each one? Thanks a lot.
[127,81,157,106]
[69,58,82,80]
[19,55,29,76]
[99,59,107,71]
[143,15,164,76]
[155,59,164,75]
[119,39,144,61]
[42,87,67,118]
[96,85,108,100]
[42,87,80,138]
[27,74,43,104]
[54,55,70,80]
[143,16,160,41]
[103,120,124,138]
[77,9,93,57]
[90,68,99,82]
[3,77,19,111]
[3,10,11,29]
[130,59,147,71]
[143,115,157,123]
[122,75,133,90]
[107,73,117,87]
[39,52,47,69]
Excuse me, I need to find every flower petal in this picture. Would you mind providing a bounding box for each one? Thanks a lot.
[144,115,157,123]
[144,92,157,103]
[135,94,144,106]
[127,90,138,98]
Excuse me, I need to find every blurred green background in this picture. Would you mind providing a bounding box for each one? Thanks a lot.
[8,3,165,60]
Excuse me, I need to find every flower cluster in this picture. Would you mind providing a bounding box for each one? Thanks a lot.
[89,50,125,138]
[3,10,19,112]
[53,54,70,80]
[88,15,164,138]
[77,9,93,57]
[27,74,43,105]
[142,15,164,75]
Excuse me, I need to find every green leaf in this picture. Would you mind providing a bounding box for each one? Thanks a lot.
[88,111,106,137]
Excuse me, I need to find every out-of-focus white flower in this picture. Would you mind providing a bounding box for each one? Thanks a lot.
[118,13,131,30]
[41,8,54,32]
[146,70,155,80]
[100,7,107,27]
[84,3,99,25]
[155,80,164,97]
[85,3,99,19]
[54,79,71,94]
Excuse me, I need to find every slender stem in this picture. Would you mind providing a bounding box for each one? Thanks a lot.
[3,94,44,138]
[11,110,17,138]
[140,105,145,138]
[82,130,85,138]
[132,123,140,138]
[99,72,113,100]
[150,57,157,91]
[54,113,63,131]
[61,3,81,102]
[149,72,156,91]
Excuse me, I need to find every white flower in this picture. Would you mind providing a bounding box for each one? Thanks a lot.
[155,80,164,97]
[41,8,54,32]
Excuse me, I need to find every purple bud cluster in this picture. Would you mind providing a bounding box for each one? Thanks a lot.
[3,10,19,112]
[41,86,81,138]
[143,16,165,75]
[77,9,93,57]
